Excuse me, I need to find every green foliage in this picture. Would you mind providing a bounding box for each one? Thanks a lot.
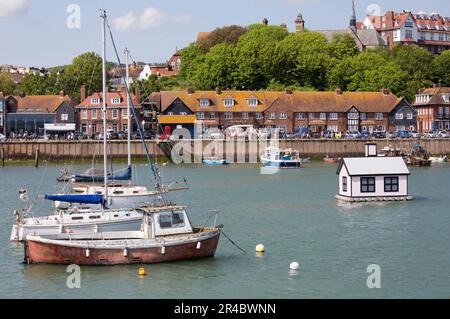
[19,72,60,95]
[0,73,16,95]
[329,50,410,98]
[431,50,450,86]
[60,52,104,101]
[198,25,247,51]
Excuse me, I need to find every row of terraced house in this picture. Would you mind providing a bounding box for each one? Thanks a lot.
[1,86,449,138]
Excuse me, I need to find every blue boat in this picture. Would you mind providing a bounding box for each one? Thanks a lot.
[260,146,301,168]
[202,158,229,166]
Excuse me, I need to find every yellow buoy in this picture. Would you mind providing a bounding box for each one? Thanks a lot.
[138,267,146,276]
[255,244,265,253]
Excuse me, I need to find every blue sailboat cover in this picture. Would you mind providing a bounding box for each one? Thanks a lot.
[45,194,105,205]
[72,165,132,183]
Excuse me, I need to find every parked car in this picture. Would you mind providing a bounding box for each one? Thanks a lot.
[345,131,361,139]
[360,131,370,139]
[0,133,6,141]
[410,130,419,138]
[423,131,437,138]
[117,131,127,140]
[438,130,450,138]
[395,130,411,138]
[373,131,386,138]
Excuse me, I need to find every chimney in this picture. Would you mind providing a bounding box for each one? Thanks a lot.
[80,85,86,101]
[382,88,389,95]
[59,90,65,98]
[262,18,268,26]
[335,87,342,95]
[135,82,141,103]
[433,82,441,88]
[280,23,287,30]
[186,87,194,95]
[215,87,221,95]
[19,91,25,98]
[285,88,293,94]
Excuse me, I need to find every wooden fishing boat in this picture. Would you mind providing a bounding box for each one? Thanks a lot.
[408,143,431,167]
[23,205,222,265]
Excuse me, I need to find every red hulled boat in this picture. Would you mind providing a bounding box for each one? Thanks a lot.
[24,205,222,265]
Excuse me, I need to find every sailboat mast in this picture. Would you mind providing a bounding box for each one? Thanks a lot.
[101,10,108,205]
[125,48,131,170]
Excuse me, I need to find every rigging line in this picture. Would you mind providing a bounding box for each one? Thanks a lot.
[105,17,164,196]
[220,230,247,255]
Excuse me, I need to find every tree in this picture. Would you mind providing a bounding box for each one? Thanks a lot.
[0,73,16,95]
[190,43,237,89]
[19,72,60,95]
[198,25,247,51]
[233,24,289,89]
[274,32,332,89]
[179,43,207,81]
[329,33,359,61]
[432,50,450,86]
[329,50,409,98]
[60,52,104,102]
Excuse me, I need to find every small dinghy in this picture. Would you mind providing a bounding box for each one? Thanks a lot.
[203,158,229,166]
[430,156,448,163]
[323,156,340,164]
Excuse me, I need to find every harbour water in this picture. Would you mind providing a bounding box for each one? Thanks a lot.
[0,162,449,298]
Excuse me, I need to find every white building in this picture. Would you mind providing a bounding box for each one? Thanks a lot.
[336,144,412,202]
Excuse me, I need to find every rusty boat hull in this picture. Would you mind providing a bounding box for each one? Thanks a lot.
[25,228,220,265]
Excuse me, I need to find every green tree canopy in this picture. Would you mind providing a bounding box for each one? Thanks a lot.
[0,73,16,95]
[198,25,247,51]
[432,50,450,86]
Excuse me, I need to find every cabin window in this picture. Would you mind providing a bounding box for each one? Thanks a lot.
[72,216,83,220]
[89,215,101,219]
[384,176,399,192]
[342,176,348,192]
[158,212,185,229]
[361,177,375,193]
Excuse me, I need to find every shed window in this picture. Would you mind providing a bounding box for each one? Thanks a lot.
[384,176,399,192]
[361,177,375,193]
[342,176,348,192]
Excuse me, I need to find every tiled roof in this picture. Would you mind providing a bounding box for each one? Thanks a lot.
[77,92,140,108]
[159,90,282,113]
[156,90,401,113]
[13,95,72,113]
[267,91,401,113]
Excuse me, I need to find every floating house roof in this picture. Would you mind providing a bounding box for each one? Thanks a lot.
[337,157,410,176]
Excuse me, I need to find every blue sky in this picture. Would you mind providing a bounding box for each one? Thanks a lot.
[0,0,449,67]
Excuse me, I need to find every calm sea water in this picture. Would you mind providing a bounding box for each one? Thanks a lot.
[0,161,449,299]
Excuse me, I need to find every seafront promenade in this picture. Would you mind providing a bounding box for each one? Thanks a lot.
[1,139,449,162]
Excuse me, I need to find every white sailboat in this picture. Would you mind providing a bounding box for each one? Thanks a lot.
[10,11,171,241]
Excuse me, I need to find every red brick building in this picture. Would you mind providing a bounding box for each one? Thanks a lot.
[414,86,450,133]
[150,89,415,134]
[76,90,140,136]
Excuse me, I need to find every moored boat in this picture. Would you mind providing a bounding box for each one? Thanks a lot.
[260,145,301,168]
[323,156,340,163]
[202,158,229,165]
[23,205,222,265]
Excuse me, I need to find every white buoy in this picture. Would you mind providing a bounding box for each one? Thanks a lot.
[289,262,299,271]
[255,244,265,253]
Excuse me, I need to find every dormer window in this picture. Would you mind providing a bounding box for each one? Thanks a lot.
[223,98,234,107]
[91,98,100,104]
[247,98,258,107]
[111,98,121,104]
[199,98,210,107]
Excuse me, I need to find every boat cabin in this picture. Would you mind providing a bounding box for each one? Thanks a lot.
[335,144,412,202]
[138,205,194,238]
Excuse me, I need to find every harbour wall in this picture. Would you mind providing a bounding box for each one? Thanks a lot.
[1,139,449,162]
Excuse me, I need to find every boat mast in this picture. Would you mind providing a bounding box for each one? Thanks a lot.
[101,10,108,205]
[125,48,131,174]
